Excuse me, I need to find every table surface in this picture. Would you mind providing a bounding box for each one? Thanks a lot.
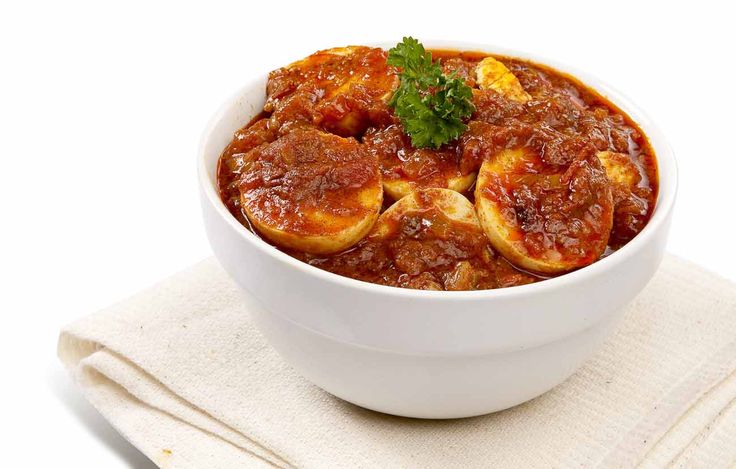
[3,1,734,466]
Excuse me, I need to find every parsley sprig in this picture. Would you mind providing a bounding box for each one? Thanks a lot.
[387,37,475,149]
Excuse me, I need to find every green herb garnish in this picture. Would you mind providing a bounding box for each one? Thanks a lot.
[387,37,475,149]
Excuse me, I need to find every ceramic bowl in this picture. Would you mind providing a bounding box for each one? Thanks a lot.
[198,42,677,418]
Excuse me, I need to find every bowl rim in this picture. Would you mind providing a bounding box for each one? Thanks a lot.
[197,40,678,301]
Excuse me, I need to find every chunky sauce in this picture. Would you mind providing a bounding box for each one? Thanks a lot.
[217,47,658,291]
[298,190,537,290]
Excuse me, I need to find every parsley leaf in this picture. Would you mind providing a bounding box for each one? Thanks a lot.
[387,37,475,149]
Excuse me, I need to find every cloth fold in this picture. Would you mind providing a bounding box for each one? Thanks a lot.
[58,255,736,468]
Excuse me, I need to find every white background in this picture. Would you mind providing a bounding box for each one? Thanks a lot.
[1,0,734,466]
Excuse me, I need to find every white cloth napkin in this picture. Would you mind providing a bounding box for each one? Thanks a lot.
[58,255,736,468]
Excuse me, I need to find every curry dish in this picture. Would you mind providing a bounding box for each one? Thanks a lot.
[218,42,658,291]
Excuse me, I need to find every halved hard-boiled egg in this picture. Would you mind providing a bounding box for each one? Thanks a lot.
[238,128,382,254]
[265,46,398,137]
[371,187,480,239]
[475,56,531,103]
[596,150,641,188]
[364,125,476,201]
[474,148,614,274]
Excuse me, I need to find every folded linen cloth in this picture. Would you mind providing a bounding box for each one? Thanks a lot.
[58,255,736,468]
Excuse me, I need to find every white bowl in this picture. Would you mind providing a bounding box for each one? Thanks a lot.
[198,42,677,419]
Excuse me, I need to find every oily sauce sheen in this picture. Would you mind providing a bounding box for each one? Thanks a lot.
[218,47,658,291]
